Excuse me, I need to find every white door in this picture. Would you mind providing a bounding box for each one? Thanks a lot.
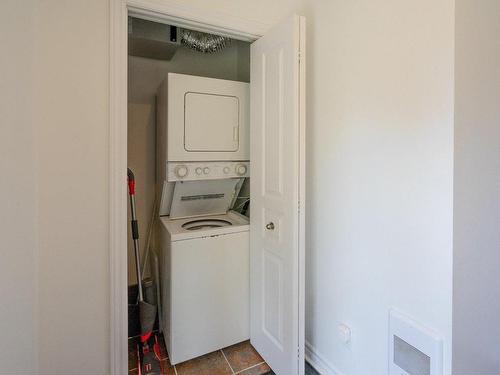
[250,15,306,375]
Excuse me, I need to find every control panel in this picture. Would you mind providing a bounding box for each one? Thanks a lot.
[167,161,250,182]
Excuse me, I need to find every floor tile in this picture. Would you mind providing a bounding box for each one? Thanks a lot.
[222,340,264,373]
[128,338,139,370]
[160,358,176,375]
[158,339,169,360]
[305,361,320,375]
[175,350,233,375]
[129,334,171,372]
[238,362,271,375]
[129,358,173,374]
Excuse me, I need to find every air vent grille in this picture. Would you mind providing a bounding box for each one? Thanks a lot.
[389,310,443,375]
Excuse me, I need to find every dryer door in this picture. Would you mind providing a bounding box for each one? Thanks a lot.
[184,92,239,152]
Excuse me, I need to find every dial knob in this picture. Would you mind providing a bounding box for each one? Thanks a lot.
[203,167,210,175]
[223,167,230,174]
[174,165,188,178]
[235,164,247,176]
[195,167,202,175]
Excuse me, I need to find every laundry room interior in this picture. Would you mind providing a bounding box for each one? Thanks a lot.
[127,17,250,286]
[127,16,301,375]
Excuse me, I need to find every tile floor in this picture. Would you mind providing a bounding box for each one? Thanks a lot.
[128,334,320,375]
[129,335,274,375]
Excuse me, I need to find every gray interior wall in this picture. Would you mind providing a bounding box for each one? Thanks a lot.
[453,0,500,373]
[0,1,37,373]
[36,0,110,373]
[127,40,250,284]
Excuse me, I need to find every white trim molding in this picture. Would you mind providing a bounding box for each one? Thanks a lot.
[109,0,128,374]
[126,0,268,40]
[109,1,269,374]
[305,341,344,375]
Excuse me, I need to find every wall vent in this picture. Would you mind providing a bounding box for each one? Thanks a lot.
[389,310,443,375]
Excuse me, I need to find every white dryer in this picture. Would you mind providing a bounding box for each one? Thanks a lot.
[157,73,249,163]
[156,73,250,217]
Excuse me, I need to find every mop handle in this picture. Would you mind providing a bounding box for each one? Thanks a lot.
[127,168,144,302]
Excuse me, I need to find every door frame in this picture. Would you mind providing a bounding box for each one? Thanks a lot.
[109,1,305,374]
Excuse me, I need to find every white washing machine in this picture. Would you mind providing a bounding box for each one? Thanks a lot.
[159,206,249,365]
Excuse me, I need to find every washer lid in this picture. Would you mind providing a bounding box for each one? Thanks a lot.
[169,179,240,219]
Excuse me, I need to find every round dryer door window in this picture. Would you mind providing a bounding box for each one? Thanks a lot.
[182,219,232,231]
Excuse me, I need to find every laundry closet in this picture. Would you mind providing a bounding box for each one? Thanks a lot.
[127,14,305,375]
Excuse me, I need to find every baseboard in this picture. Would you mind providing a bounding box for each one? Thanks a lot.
[305,341,344,375]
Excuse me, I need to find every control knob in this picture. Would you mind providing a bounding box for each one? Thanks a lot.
[235,164,247,176]
[174,165,188,178]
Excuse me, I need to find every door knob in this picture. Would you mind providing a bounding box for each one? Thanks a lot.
[266,222,275,230]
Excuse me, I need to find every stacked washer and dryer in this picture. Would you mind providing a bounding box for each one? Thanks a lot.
[156,73,250,365]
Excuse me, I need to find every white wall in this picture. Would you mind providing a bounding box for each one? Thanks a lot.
[301,1,454,374]
[0,1,38,374]
[453,0,500,373]
[127,42,249,284]
[36,0,109,374]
